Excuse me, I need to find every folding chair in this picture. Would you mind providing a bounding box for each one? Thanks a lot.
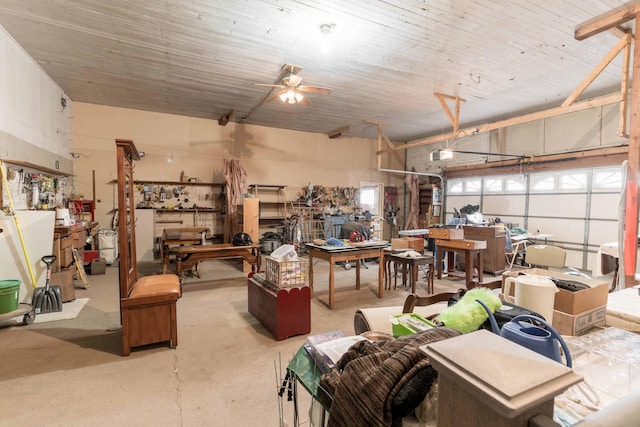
[505,231,529,269]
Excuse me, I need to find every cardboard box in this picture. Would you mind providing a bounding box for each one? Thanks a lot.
[502,268,609,315]
[391,237,424,251]
[552,306,606,336]
[428,228,464,240]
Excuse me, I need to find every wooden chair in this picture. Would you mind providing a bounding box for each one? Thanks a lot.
[402,289,466,313]
[353,289,466,335]
[116,139,181,356]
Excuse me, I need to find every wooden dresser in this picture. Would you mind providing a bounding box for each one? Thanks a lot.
[462,226,506,275]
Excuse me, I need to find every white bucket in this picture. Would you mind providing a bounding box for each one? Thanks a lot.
[55,208,71,226]
[503,275,558,321]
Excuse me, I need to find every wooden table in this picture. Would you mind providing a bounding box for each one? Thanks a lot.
[435,239,486,288]
[161,227,209,273]
[384,251,435,294]
[306,242,387,309]
[170,243,261,281]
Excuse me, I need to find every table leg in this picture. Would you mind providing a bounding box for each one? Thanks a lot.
[477,251,484,283]
[384,256,391,290]
[411,262,418,294]
[394,262,398,289]
[437,248,444,279]
[162,245,169,274]
[377,248,384,298]
[465,250,473,288]
[447,251,455,273]
[428,263,434,294]
[329,261,335,310]
[355,258,361,290]
[402,264,408,288]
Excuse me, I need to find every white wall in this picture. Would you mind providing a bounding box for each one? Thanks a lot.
[0,26,72,172]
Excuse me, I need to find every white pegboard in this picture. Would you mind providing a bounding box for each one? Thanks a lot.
[2,164,72,211]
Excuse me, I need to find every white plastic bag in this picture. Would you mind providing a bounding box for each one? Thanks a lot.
[270,244,298,261]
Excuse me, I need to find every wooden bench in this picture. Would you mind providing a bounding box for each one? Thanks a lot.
[170,243,262,282]
[116,139,181,356]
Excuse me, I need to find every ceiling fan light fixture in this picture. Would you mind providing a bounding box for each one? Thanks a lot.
[320,23,335,35]
[280,89,303,104]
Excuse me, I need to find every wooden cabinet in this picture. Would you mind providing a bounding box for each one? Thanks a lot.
[247,277,311,341]
[462,226,506,275]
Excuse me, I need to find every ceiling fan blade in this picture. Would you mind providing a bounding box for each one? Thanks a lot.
[298,85,332,95]
[254,83,284,88]
[263,90,286,104]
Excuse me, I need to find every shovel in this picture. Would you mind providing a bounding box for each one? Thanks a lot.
[32,255,63,314]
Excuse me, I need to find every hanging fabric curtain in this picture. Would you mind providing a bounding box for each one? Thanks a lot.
[404,168,420,230]
[223,159,247,243]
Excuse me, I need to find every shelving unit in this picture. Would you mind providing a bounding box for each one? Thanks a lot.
[248,184,287,222]
[128,179,225,257]
[418,183,441,227]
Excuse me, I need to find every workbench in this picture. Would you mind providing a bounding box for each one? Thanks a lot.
[160,227,209,273]
[169,243,261,281]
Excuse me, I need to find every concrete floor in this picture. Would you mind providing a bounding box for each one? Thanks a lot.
[0,255,475,427]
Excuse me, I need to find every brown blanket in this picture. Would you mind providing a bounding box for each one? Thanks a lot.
[319,327,461,427]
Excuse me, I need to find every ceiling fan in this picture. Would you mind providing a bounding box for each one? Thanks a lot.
[254,64,332,105]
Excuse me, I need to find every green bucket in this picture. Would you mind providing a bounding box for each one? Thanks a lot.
[0,280,20,314]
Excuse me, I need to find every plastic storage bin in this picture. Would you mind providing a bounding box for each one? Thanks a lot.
[391,313,435,336]
[0,280,20,314]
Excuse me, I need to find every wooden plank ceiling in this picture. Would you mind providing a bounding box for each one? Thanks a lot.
[0,0,633,142]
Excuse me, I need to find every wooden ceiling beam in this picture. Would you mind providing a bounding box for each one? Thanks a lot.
[377,92,622,155]
[575,0,640,40]
[562,33,631,107]
[620,32,632,137]
[364,120,395,150]
[434,93,466,134]
[445,146,629,178]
